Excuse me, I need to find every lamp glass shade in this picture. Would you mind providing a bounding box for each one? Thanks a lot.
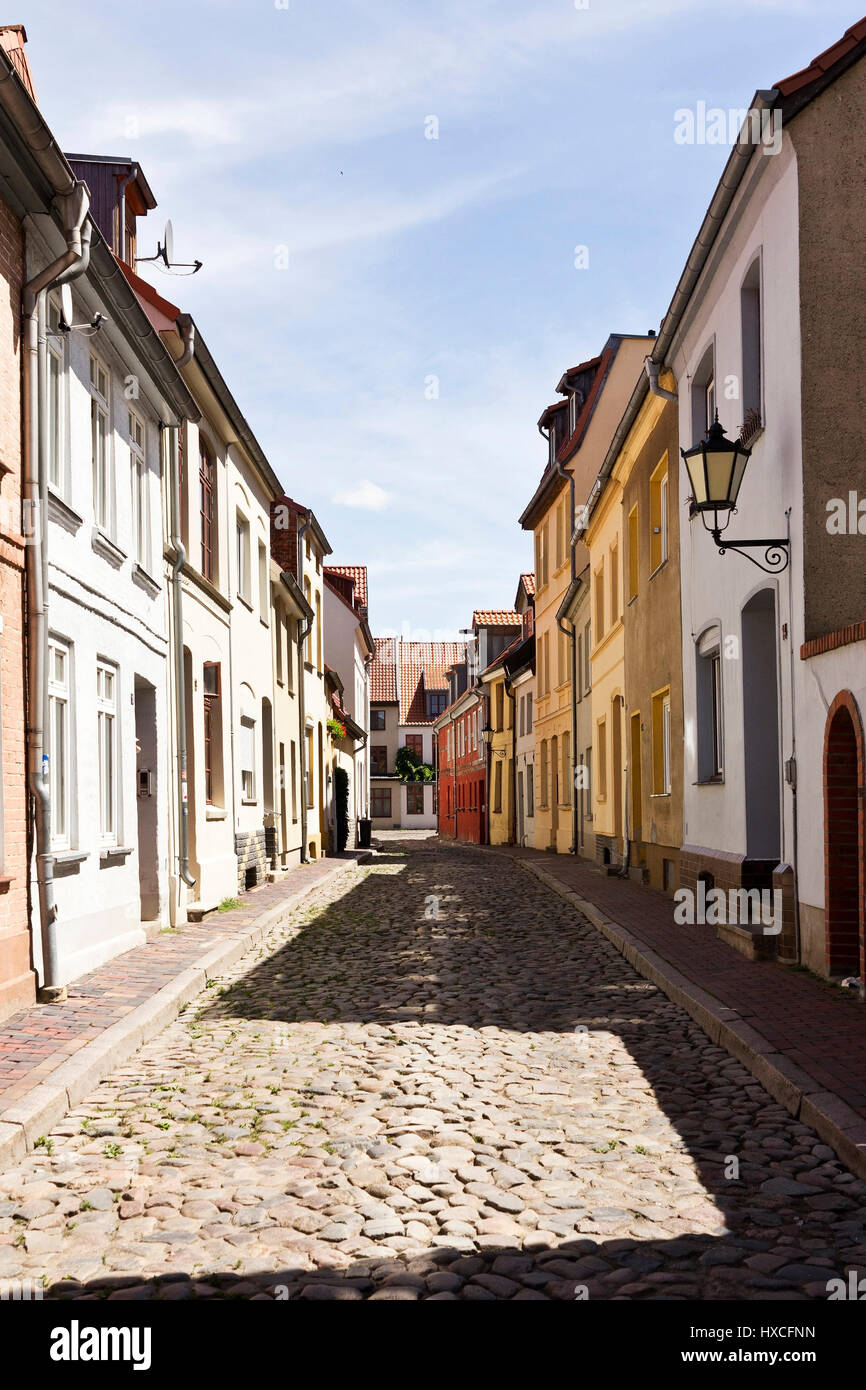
[481,723,493,746]
[682,416,751,513]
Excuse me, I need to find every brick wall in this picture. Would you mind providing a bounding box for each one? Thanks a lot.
[270,495,299,578]
[0,194,34,1018]
[235,828,268,893]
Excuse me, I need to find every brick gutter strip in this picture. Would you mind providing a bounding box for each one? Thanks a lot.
[0,853,371,1170]
[516,858,866,1182]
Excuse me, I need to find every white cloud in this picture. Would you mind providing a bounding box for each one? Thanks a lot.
[334,479,392,511]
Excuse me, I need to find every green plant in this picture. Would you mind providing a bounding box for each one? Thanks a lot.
[218,897,242,912]
[34,1136,54,1154]
[334,765,350,852]
[103,1143,122,1159]
[326,716,347,741]
[394,746,435,783]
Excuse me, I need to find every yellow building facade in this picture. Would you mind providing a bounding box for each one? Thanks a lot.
[483,662,514,845]
[520,334,655,855]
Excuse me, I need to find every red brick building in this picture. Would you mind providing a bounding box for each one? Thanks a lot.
[0,183,34,1018]
[436,687,488,844]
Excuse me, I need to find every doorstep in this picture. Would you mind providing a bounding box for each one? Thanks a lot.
[0,851,371,1169]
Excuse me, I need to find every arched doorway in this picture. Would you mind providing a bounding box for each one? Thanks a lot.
[824,692,864,978]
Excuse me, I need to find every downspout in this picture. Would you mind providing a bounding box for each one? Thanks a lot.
[644,357,678,403]
[554,446,579,855]
[784,507,802,964]
[168,315,196,897]
[23,182,90,999]
[504,671,517,845]
[297,511,312,863]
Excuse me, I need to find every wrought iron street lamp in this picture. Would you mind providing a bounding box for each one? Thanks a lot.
[681,413,789,573]
[481,722,494,746]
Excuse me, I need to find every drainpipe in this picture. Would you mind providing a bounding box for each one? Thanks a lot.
[504,671,517,845]
[167,418,196,894]
[296,511,312,862]
[554,448,579,855]
[783,507,802,964]
[644,357,678,403]
[23,182,90,1000]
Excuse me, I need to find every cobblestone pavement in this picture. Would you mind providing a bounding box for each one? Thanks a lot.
[1,842,863,1301]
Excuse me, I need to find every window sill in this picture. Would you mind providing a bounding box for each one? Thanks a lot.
[47,489,83,534]
[53,849,88,864]
[260,616,269,629]
[649,557,669,581]
[237,592,253,612]
[92,527,125,568]
[132,563,161,599]
[241,797,258,807]
[0,873,13,892]
[100,845,134,863]
[696,775,725,786]
[205,805,227,820]
[650,792,671,800]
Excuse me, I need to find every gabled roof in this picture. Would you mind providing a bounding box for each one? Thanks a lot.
[775,16,866,97]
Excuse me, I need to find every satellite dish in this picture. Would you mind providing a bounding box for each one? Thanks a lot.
[59,283,73,329]
[163,219,174,267]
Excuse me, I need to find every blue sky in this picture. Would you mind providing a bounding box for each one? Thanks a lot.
[20,0,860,634]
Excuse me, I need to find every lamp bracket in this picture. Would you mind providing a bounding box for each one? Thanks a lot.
[710,529,790,574]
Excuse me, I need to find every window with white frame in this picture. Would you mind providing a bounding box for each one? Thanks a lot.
[47,298,66,493]
[48,637,71,848]
[258,541,269,624]
[129,410,149,568]
[240,716,256,801]
[96,660,117,843]
[90,355,112,533]
[236,511,251,603]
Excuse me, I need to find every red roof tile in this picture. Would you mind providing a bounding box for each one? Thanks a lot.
[472,610,520,629]
[520,572,535,597]
[371,637,397,703]
[775,17,866,96]
[324,564,368,610]
[399,640,464,724]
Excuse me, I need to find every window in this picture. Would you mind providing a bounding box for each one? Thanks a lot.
[304,578,312,662]
[370,708,386,731]
[650,456,669,573]
[96,660,117,844]
[652,687,672,795]
[526,764,534,817]
[48,638,70,848]
[543,632,550,694]
[691,343,716,444]
[407,783,424,816]
[595,565,605,642]
[372,787,392,818]
[240,716,256,802]
[493,759,503,813]
[583,621,591,692]
[518,695,525,737]
[259,542,269,624]
[696,630,724,780]
[306,729,314,806]
[540,740,548,807]
[47,298,65,492]
[275,605,284,684]
[597,718,607,800]
[236,512,251,603]
[315,590,322,670]
[129,410,149,568]
[495,684,504,731]
[555,498,566,570]
[371,745,388,775]
[199,441,216,581]
[290,741,298,820]
[285,614,295,692]
[90,355,111,533]
[741,256,762,426]
[203,663,222,805]
[561,731,571,806]
[628,505,639,601]
[609,541,619,624]
[427,691,446,718]
[526,691,533,733]
[405,733,423,761]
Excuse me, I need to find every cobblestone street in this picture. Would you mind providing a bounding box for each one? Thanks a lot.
[1,841,864,1301]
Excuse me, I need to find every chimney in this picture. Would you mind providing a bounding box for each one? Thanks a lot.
[0,25,36,102]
